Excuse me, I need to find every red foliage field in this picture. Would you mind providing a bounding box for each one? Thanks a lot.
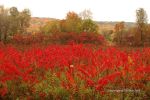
[0,43,150,99]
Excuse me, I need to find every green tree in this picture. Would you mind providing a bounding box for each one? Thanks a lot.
[80,19,98,33]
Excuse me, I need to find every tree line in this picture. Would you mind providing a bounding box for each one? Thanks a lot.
[108,8,150,46]
[40,10,98,34]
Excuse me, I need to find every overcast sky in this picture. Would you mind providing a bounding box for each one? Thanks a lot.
[1,0,150,22]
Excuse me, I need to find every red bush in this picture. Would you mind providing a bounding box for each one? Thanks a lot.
[0,44,149,98]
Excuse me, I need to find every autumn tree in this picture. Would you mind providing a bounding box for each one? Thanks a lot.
[114,21,125,44]
[0,6,31,42]
[41,10,98,34]
[145,25,150,42]
[18,9,31,34]
[0,6,10,42]
[9,7,20,35]
[41,20,61,34]
[60,19,67,32]
[41,12,82,34]
[136,8,148,45]
[9,7,31,35]
[65,11,82,33]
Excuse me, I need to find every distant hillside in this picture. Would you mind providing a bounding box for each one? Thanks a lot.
[96,21,135,33]
[28,17,136,33]
[27,17,57,32]
[96,21,135,27]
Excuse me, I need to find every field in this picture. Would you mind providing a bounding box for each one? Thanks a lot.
[0,42,150,99]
